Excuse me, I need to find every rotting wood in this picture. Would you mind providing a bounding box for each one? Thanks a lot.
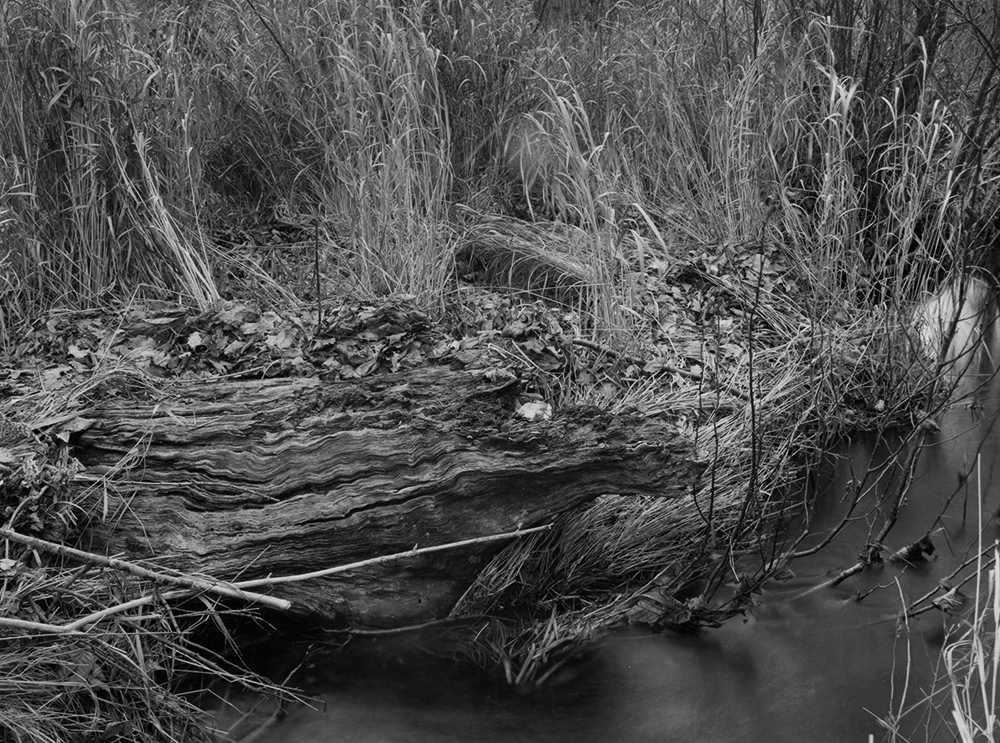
[74,363,704,628]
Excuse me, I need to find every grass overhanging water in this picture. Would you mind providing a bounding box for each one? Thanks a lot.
[2,0,1000,739]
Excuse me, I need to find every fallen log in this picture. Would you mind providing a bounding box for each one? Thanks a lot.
[74,364,703,627]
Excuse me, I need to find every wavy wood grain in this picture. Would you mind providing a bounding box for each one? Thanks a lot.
[76,365,703,627]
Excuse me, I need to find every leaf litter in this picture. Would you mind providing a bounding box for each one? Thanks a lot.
[0,227,939,697]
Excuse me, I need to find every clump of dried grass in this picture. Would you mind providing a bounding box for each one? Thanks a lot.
[454,211,596,308]
[2,0,998,716]
[940,549,1000,743]
[0,0,220,331]
[0,366,289,743]
[0,553,294,743]
[455,295,943,679]
[464,610,596,688]
[1,569,202,743]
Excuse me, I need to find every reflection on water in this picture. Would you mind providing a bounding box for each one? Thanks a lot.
[207,287,1000,743]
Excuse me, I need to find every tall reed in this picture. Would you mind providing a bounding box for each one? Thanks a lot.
[943,548,1000,743]
[3,0,1000,718]
[257,0,458,300]
[449,0,1000,682]
[0,0,218,334]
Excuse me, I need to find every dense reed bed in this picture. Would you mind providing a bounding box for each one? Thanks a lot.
[2,0,1000,739]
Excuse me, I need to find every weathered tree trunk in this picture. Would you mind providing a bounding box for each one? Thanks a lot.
[75,364,703,627]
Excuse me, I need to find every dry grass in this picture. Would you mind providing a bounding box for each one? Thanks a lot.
[0,0,220,324]
[0,567,264,743]
[881,455,1000,742]
[943,549,1000,743]
[3,0,1000,732]
[0,366,291,742]
[454,292,951,680]
[454,211,598,307]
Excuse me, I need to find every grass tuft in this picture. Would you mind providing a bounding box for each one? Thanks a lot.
[4,0,1000,732]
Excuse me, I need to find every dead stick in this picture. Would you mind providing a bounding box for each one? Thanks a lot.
[0,596,164,635]
[828,557,869,587]
[0,586,243,635]
[322,616,474,636]
[0,527,291,611]
[0,616,82,635]
[232,524,553,589]
[906,540,1000,617]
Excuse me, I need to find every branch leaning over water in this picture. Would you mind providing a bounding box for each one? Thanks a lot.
[826,431,928,589]
[0,525,554,633]
[905,539,1000,618]
[230,524,554,589]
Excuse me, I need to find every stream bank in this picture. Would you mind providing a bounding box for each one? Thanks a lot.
[205,361,1000,743]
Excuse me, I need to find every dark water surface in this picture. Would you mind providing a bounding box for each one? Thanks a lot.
[207,375,1000,743]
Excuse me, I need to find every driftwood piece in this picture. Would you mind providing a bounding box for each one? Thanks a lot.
[75,364,703,627]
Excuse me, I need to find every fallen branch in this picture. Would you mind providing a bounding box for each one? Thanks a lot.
[0,525,555,634]
[906,539,1000,617]
[231,524,554,589]
[0,527,291,611]
[0,616,83,635]
[887,532,936,563]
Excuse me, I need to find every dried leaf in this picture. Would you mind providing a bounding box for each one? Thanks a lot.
[516,401,553,421]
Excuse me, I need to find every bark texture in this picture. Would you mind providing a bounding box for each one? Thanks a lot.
[75,364,703,627]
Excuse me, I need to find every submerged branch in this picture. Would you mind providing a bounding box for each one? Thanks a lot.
[824,431,929,589]
[905,539,1000,618]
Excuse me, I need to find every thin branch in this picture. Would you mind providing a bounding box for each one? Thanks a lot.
[0,616,83,635]
[0,527,291,611]
[906,539,1000,618]
[231,524,553,589]
[829,432,927,588]
[0,586,269,635]
[321,616,475,636]
[0,525,554,633]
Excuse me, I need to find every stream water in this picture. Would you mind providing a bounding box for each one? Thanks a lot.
[206,292,1000,743]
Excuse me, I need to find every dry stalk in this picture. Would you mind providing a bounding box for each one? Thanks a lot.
[0,527,289,611]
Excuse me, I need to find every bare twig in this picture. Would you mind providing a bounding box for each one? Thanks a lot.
[0,589,213,634]
[828,433,927,588]
[906,539,1000,618]
[322,616,474,636]
[313,217,323,331]
[0,616,84,635]
[231,524,553,589]
[0,527,291,611]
